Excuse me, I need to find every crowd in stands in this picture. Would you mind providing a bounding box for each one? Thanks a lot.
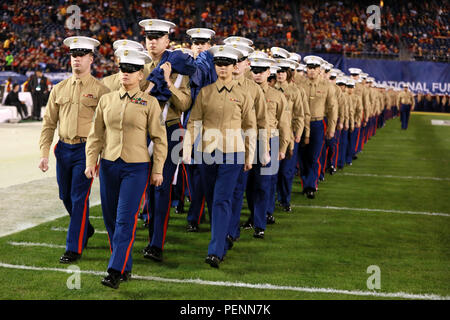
[299,0,448,61]
[0,0,448,76]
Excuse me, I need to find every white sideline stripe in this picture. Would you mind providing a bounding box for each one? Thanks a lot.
[341,172,450,182]
[291,205,450,217]
[0,262,447,300]
[7,241,65,249]
[50,227,108,234]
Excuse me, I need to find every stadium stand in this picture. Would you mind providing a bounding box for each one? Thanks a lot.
[1,0,448,77]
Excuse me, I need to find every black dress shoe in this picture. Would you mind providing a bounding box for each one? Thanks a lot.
[329,166,336,175]
[337,165,344,170]
[120,271,131,282]
[319,176,325,182]
[226,235,234,250]
[175,205,185,214]
[352,155,358,160]
[59,251,81,264]
[253,228,265,239]
[266,214,275,225]
[101,270,121,289]
[283,204,292,212]
[205,255,220,268]
[142,245,151,255]
[186,223,199,232]
[241,218,254,230]
[306,190,315,199]
[143,246,163,262]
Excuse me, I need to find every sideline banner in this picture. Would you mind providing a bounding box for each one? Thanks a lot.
[299,53,450,94]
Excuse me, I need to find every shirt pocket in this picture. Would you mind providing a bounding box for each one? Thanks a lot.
[56,96,70,109]
[80,97,98,119]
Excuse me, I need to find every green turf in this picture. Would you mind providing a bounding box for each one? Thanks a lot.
[0,113,449,300]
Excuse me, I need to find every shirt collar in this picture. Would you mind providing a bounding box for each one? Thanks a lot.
[259,81,269,93]
[215,79,236,93]
[119,86,140,100]
[274,81,288,92]
[71,73,92,86]
[307,77,320,85]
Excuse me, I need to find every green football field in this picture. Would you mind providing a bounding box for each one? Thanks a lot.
[0,113,449,300]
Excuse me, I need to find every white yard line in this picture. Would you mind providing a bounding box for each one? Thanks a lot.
[291,204,450,217]
[341,172,450,182]
[0,262,447,300]
[50,227,108,234]
[7,241,65,249]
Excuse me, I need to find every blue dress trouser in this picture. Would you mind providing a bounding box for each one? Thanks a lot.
[99,158,150,274]
[400,104,411,129]
[148,122,182,250]
[186,163,207,225]
[337,129,348,168]
[54,141,93,255]
[228,169,249,241]
[302,120,325,191]
[200,152,243,260]
[277,140,299,205]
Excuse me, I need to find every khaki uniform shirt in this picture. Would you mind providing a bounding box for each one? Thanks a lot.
[354,82,371,123]
[350,92,363,130]
[384,90,392,110]
[236,74,270,153]
[299,77,338,137]
[85,86,168,174]
[39,73,110,158]
[397,91,415,108]
[337,87,346,127]
[183,79,257,165]
[259,82,291,154]
[292,72,307,87]
[342,91,352,130]
[274,82,309,138]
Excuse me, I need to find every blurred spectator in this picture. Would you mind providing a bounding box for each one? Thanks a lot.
[28,69,48,120]
[4,83,29,119]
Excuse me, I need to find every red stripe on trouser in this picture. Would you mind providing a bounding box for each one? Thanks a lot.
[335,137,340,166]
[355,126,361,152]
[315,120,327,189]
[181,163,191,200]
[197,196,206,225]
[77,177,94,254]
[180,170,185,202]
[107,234,112,254]
[315,140,325,189]
[121,164,151,274]
[161,185,172,250]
